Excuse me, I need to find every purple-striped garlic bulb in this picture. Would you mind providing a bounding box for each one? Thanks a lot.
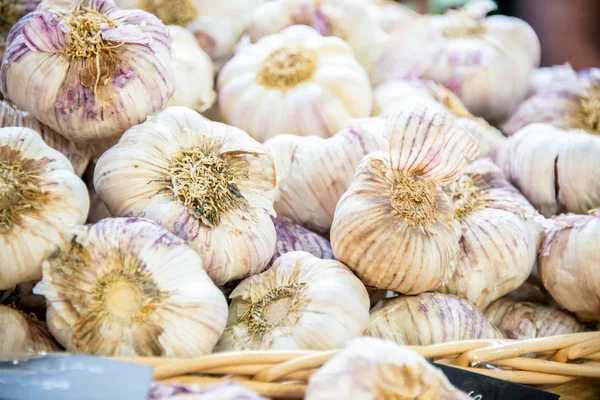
[264,118,384,235]
[484,298,584,340]
[368,293,504,346]
[497,124,600,217]
[0,0,40,62]
[270,216,333,266]
[331,105,479,294]
[0,0,174,142]
[94,106,277,285]
[539,211,600,322]
[437,158,546,309]
[373,79,506,159]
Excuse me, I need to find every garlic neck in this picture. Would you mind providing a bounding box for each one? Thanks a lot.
[256,47,318,89]
[390,174,437,226]
[139,0,198,27]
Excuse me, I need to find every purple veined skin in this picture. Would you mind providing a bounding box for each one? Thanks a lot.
[0,0,175,143]
[268,216,334,266]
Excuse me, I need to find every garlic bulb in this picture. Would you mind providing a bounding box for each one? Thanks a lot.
[371,0,540,123]
[0,305,60,358]
[264,118,384,235]
[149,382,268,400]
[497,124,600,217]
[365,0,417,34]
[248,0,387,70]
[94,106,277,285]
[539,211,600,322]
[305,337,470,400]
[0,101,91,176]
[527,63,580,98]
[437,158,545,309]
[34,217,228,356]
[368,293,503,345]
[331,105,479,293]
[484,298,584,340]
[215,251,369,351]
[0,0,174,142]
[270,216,334,266]
[0,127,89,290]
[166,26,215,113]
[0,1,40,62]
[218,25,373,142]
[373,79,506,159]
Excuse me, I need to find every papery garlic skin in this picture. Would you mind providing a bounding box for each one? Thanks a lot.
[305,337,470,400]
[438,158,545,309]
[371,0,540,123]
[331,105,479,293]
[94,106,277,285]
[270,216,334,266]
[539,212,600,322]
[484,298,584,340]
[0,127,89,290]
[218,25,373,142]
[34,217,228,356]
[0,101,91,176]
[0,305,60,358]
[497,124,600,217]
[264,118,383,235]
[166,26,215,113]
[365,0,417,34]
[0,0,174,142]
[215,251,369,351]
[368,292,503,345]
[373,79,506,159]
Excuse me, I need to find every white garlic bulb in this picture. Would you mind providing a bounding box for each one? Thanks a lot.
[218,25,373,142]
[264,118,384,235]
[0,305,60,358]
[215,251,369,351]
[270,216,334,266]
[539,211,600,322]
[368,292,503,345]
[94,106,277,285]
[305,337,470,400]
[0,101,91,176]
[438,158,545,309]
[371,0,540,123]
[0,0,174,142]
[34,217,228,356]
[0,127,89,290]
[497,123,600,217]
[373,79,506,159]
[166,26,216,113]
[331,105,479,293]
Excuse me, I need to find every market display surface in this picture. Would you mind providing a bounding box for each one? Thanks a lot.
[0,0,599,399]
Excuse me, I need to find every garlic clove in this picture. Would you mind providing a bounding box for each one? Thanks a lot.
[0,127,89,290]
[0,304,60,359]
[305,337,470,400]
[368,292,504,345]
[270,216,334,266]
[34,217,228,357]
[215,251,369,351]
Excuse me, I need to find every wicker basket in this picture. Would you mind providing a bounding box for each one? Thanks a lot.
[114,331,600,399]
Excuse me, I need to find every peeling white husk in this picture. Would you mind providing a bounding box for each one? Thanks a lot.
[218,25,373,142]
[94,106,277,285]
[0,304,60,358]
[270,216,334,266]
[215,251,369,351]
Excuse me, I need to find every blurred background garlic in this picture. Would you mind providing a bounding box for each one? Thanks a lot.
[371,0,540,123]
[527,63,580,98]
[0,0,174,142]
[368,293,503,346]
[270,216,334,266]
[364,0,417,34]
[218,25,373,142]
[264,118,383,235]
[166,26,216,113]
[0,127,89,290]
[34,217,228,357]
[539,211,600,322]
[373,79,506,159]
[305,337,470,400]
[95,106,277,285]
[484,298,584,340]
[248,0,387,70]
[215,251,369,351]
[331,105,479,294]
[437,158,545,309]
[497,124,600,217]
[0,101,91,176]
[0,0,40,65]
[0,304,60,358]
